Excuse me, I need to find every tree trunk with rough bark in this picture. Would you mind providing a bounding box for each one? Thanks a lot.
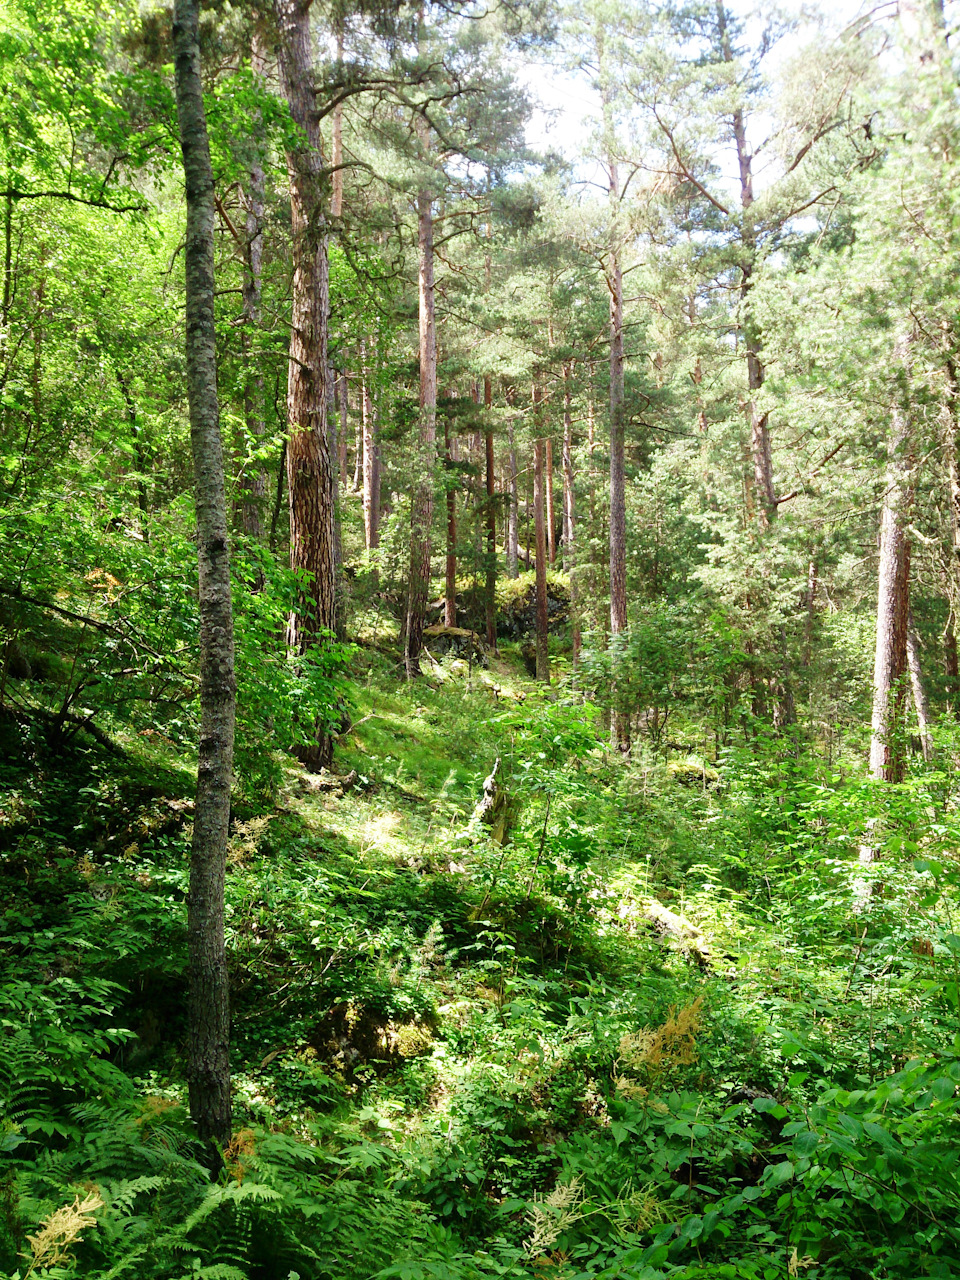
[404,164,437,678]
[546,436,556,565]
[274,0,337,766]
[337,372,348,487]
[444,415,457,627]
[598,30,629,753]
[330,19,344,222]
[562,364,579,664]
[484,377,497,651]
[607,190,629,752]
[507,412,519,578]
[534,437,550,684]
[173,0,236,1165]
[237,32,268,543]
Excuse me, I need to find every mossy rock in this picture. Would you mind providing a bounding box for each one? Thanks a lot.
[667,759,720,788]
[423,624,488,666]
[496,574,569,640]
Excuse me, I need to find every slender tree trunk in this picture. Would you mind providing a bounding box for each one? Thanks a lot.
[173,0,236,1164]
[906,609,933,762]
[330,20,344,222]
[444,415,457,627]
[361,339,380,551]
[327,20,347,558]
[562,365,579,664]
[353,400,363,492]
[525,463,532,569]
[237,33,268,542]
[274,0,337,766]
[598,31,629,752]
[507,413,519,578]
[870,371,913,782]
[802,559,818,668]
[404,159,437,678]
[546,436,556,565]
[943,353,960,695]
[484,376,497,650]
[534,437,550,684]
[607,197,629,752]
[337,371,348,487]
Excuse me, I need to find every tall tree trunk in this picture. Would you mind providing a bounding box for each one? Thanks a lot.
[525,463,533,569]
[546,435,556,565]
[330,19,344,222]
[534,437,550,684]
[173,0,236,1164]
[237,32,268,542]
[507,412,519,578]
[484,376,497,651]
[444,415,457,627]
[404,158,437,678]
[562,364,579,664]
[906,609,933,762]
[353,399,363,491]
[802,559,818,667]
[607,196,629,752]
[869,370,913,782]
[598,29,629,753]
[337,371,348,487]
[274,0,337,766]
[361,339,380,551]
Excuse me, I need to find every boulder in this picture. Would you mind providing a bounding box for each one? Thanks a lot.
[423,624,488,666]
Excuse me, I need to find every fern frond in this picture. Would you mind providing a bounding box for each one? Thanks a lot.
[182,1181,282,1235]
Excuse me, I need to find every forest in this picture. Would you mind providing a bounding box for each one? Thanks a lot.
[3,0,960,1275]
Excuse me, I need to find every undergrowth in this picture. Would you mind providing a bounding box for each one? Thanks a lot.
[3,659,960,1279]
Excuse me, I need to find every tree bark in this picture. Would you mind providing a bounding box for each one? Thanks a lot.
[546,435,556,565]
[484,376,497,650]
[274,0,337,766]
[404,156,437,678]
[507,411,519,578]
[444,414,457,627]
[802,558,818,668]
[237,32,268,543]
[598,29,629,753]
[173,0,236,1164]
[534,436,550,684]
[562,363,579,664]
[607,191,629,752]
[330,18,344,222]
[337,371,348,487]
[869,370,912,782]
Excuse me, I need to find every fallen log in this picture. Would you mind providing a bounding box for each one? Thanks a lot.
[621,897,714,969]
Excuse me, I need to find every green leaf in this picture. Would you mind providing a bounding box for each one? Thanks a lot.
[764,1160,795,1187]
[793,1130,820,1157]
